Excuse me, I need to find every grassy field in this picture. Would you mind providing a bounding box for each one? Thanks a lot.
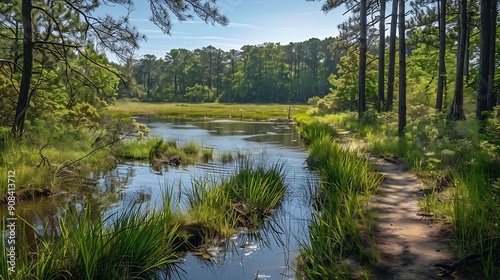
[108,102,309,120]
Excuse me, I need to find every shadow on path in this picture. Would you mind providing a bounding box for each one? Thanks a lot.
[369,157,456,280]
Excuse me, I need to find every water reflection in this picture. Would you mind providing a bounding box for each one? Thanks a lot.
[2,117,316,280]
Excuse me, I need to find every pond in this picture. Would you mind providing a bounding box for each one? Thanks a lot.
[4,117,317,280]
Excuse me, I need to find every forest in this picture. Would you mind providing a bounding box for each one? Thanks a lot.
[1,0,500,279]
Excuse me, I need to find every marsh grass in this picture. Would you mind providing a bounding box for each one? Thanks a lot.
[297,122,383,279]
[113,137,213,166]
[0,125,116,195]
[186,159,287,242]
[1,201,182,280]
[296,116,339,145]
[309,108,500,279]
[219,151,234,163]
[109,102,308,121]
[227,161,286,212]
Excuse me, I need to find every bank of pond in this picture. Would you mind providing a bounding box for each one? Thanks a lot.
[4,112,500,279]
[1,115,388,279]
[0,118,286,278]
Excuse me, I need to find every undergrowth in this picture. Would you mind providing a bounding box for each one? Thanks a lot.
[298,104,500,279]
[296,120,383,279]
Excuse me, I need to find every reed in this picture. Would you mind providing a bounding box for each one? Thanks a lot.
[296,120,383,279]
[219,150,234,163]
[297,120,338,145]
[1,201,182,280]
[186,159,287,241]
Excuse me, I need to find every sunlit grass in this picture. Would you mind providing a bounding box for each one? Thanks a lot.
[0,200,182,280]
[303,107,500,279]
[186,159,287,240]
[0,128,115,194]
[109,102,309,120]
[296,120,383,279]
[112,137,213,166]
[297,120,338,144]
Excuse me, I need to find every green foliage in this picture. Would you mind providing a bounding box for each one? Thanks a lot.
[405,43,457,107]
[327,49,378,111]
[297,119,339,144]
[297,127,383,279]
[67,102,101,129]
[307,96,321,105]
[186,159,287,237]
[0,69,18,126]
[124,37,340,104]
[185,84,216,103]
[0,203,181,280]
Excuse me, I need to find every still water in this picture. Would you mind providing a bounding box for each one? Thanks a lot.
[8,117,317,280]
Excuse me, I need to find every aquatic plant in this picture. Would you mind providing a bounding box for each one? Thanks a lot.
[186,159,287,243]
[0,201,182,280]
[219,150,234,163]
[296,120,383,279]
[297,119,338,144]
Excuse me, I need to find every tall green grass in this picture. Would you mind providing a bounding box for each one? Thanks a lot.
[0,201,182,280]
[296,125,383,279]
[295,115,339,144]
[446,167,500,279]
[186,159,287,241]
[113,137,214,166]
[0,123,116,195]
[309,107,500,279]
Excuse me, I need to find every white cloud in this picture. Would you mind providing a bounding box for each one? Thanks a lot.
[228,22,259,29]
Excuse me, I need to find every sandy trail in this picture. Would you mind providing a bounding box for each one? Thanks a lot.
[369,157,455,280]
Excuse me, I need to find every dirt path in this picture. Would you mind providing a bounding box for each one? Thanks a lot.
[369,156,455,280]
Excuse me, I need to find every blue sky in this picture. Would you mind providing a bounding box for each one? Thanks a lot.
[104,0,347,61]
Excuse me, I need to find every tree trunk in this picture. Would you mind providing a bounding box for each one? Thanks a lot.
[398,0,406,137]
[449,0,467,121]
[436,0,446,111]
[487,0,497,109]
[385,0,398,112]
[377,0,386,112]
[464,17,471,83]
[476,0,492,120]
[358,0,367,119]
[12,0,33,136]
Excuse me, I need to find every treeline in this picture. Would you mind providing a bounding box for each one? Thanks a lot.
[118,38,340,103]
[1,0,499,137]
